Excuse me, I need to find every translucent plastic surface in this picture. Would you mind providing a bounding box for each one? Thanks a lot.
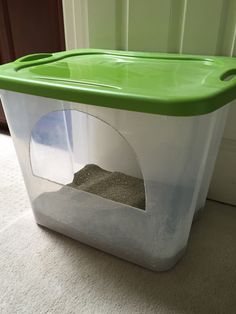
[0,91,228,270]
[30,110,143,185]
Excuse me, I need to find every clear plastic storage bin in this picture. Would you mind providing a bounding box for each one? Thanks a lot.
[0,49,235,271]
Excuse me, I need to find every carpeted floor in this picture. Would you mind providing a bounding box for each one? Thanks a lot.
[0,133,236,314]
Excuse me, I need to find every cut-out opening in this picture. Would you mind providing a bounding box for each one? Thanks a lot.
[30,110,146,210]
[220,69,236,81]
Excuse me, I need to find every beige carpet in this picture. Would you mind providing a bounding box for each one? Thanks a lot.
[0,133,236,314]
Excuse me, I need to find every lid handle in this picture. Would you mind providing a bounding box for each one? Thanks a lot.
[16,53,53,63]
[220,69,236,81]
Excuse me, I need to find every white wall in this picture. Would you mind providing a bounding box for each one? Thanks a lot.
[62,0,236,205]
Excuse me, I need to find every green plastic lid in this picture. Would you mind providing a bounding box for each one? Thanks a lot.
[0,49,236,116]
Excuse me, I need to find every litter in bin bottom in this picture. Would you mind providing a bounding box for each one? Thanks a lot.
[68,164,145,210]
[32,165,193,271]
[35,209,186,271]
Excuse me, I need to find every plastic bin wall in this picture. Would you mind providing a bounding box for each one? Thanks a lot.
[0,90,228,270]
